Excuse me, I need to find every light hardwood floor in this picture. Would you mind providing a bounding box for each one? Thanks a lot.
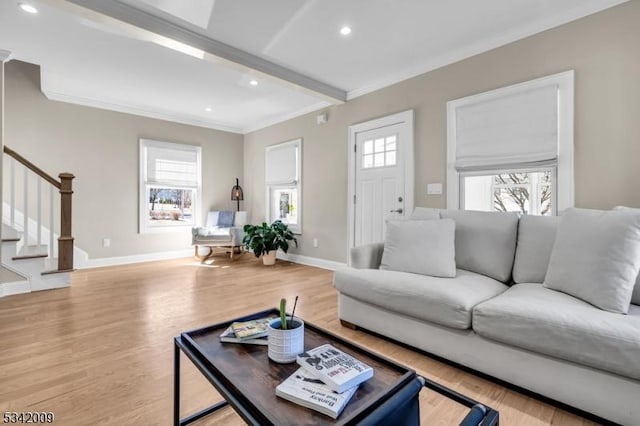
[0,255,599,425]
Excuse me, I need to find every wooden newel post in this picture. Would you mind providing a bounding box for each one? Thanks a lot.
[58,172,75,271]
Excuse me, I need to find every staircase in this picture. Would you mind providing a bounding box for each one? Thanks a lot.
[1,146,75,298]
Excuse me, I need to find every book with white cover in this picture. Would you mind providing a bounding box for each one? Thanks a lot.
[296,344,374,393]
[276,368,358,419]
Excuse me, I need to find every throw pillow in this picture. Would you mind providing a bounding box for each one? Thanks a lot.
[440,210,519,283]
[512,215,560,284]
[613,206,640,305]
[543,208,640,314]
[380,219,456,278]
[217,210,235,228]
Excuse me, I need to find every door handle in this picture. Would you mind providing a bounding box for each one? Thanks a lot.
[389,208,403,214]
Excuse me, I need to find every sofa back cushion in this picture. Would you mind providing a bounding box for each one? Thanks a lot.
[380,219,456,278]
[543,208,640,314]
[409,207,441,220]
[512,215,560,284]
[440,210,519,283]
[614,207,640,306]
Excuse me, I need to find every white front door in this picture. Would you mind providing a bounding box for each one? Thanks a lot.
[351,111,413,248]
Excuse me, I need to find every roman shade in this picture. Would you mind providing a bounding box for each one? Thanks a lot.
[145,143,199,187]
[454,84,558,171]
[266,142,298,185]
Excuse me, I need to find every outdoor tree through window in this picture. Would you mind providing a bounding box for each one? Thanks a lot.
[139,139,201,232]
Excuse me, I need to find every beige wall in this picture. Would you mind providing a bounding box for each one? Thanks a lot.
[244,1,640,264]
[5,61,244,260]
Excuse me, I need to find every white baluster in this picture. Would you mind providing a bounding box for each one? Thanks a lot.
[23,167,29,244]
[10,158,15,227]
[37,178,42,246]
[49,185,54,257]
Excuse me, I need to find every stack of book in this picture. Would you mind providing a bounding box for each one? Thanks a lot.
[219,317,275,345]
[276,344,374,419]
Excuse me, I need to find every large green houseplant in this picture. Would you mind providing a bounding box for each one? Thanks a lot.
[243,220,297,265]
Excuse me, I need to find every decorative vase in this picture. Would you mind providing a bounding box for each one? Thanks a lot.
[262,250,277,265]
[267,317,304,363]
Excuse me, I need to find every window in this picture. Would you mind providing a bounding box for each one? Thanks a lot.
[463,169,554,215]
[139,139,201,233]
[362,135,397,169]
[265,139,301,233]
[447,70,574,215]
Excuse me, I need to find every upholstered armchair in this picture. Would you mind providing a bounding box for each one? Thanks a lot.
[192,211,248,261]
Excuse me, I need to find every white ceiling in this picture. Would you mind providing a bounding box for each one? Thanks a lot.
[0,0,627,134]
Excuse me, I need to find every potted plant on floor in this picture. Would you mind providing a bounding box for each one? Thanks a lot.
[242,220,297,265]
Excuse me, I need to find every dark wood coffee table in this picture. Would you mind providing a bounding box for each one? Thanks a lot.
[173,309,499,425]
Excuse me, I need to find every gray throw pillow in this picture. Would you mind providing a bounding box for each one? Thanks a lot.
[512,215,560,284]
[217,210,235,227]
[380,219,456,278]
[544,208,640,314]
[613,206,640,305]
[440,210,519,283]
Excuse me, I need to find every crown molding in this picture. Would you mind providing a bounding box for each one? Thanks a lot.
[347,0,628,100]
[242,101,330,134]
[0,50,13,62]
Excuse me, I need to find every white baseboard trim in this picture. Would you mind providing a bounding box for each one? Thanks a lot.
[77,248,345,271]
[78,248,193,269]
[1,280,31,297]
[276,252,346,271]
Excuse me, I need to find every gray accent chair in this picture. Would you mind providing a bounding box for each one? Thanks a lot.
[192,211,247,261]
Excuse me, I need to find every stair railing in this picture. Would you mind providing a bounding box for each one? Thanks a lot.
[4,146,75,272]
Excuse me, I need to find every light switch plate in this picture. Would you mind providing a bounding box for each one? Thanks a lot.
[427,183,443,195]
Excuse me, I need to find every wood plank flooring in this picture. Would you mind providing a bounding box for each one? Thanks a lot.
[0,255,599,425]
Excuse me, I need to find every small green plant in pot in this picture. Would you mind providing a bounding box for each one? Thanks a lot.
[242,220,297,265]
[268,296,303,363]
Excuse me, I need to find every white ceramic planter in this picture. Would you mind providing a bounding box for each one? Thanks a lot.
[268,317,304,363]
[262,251,277,265]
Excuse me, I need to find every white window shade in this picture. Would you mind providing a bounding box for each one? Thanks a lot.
[266,142,298,185]
[146,145,198,187]
[455,84,558,170]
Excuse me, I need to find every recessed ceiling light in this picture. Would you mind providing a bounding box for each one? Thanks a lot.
[18,3,38,14]
[340,26,352,36]
[205,106,212,112]
[249,79,258,86]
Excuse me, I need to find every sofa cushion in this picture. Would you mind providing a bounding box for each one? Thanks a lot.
[512,215,560,284]
[473,283,640,380]
[544,208,640,314]
[409,207,441,220]
[380,219,456,278]
[614,206,640,306]
[440,210,519,283]
[333,267,507,330]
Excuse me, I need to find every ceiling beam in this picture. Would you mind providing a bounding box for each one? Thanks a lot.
[52,0,347,103]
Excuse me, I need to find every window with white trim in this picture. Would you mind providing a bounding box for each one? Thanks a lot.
[447,71,574,215]
[362,135,397,169]
[265,139,301,233]
[139,139,201,233]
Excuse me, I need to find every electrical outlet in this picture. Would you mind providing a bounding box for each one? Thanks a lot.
[427,183,443,195]
[313,238,319,248]
[102,238,111,248]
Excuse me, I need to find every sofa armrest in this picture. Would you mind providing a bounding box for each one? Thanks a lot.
[350,242,384,269]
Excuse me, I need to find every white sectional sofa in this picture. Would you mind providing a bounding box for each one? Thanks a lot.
[333,209,640,425]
